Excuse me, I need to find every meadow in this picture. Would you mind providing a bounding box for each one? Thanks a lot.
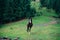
[0,16,60,40]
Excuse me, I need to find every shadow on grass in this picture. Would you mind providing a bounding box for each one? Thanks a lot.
[0,37,24,40]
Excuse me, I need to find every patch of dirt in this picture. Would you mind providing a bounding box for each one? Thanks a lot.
[34,19,57,27]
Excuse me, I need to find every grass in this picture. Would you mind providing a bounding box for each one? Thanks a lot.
[0,16,60,40]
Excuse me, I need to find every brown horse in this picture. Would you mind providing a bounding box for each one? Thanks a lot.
[27,17,33,32]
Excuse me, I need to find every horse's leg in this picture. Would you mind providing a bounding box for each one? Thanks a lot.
[28,27,30,32]
[27,26,29,32]
[29,26,32,32]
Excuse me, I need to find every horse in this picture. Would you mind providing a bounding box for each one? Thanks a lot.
[27,17,33,32]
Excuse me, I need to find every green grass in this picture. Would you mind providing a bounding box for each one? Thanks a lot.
[0,16,60,40]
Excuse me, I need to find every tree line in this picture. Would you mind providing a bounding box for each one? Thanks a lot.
[0,0,60,24]
[40,0,60,17]
[0,0,36,24]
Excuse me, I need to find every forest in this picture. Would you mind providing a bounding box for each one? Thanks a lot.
[0,0,60,24]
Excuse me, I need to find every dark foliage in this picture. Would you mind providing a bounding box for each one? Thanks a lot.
[40,0,60,18]
[0,0,36,24]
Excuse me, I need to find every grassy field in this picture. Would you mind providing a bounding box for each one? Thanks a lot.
[0,16,60,40]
